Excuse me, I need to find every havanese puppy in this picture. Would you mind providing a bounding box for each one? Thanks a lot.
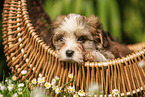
[51,13,133,63]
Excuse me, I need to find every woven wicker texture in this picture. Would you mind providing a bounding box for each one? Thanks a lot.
[2,0,145,96]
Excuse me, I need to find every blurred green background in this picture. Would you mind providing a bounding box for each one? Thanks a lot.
[0,0,145,80]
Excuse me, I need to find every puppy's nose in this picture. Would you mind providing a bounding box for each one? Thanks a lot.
[66,50,74,57]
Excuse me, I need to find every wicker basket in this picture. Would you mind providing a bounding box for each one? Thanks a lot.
[2,0,145,96]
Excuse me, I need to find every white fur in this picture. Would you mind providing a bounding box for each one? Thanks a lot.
[57,36,83,63]
[60,14,84,33]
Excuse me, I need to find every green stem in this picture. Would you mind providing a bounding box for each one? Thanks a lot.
[62,78,74,88]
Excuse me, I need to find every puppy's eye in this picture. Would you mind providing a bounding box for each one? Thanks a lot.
[77,36,87,43]
[57,37,64,42]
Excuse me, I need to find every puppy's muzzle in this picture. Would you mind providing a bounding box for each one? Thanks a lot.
[66,50,74,57]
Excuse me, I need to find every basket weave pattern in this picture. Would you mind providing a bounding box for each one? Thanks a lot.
[2,0,145,96]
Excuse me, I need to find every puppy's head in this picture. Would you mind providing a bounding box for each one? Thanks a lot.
[52,14,107,63]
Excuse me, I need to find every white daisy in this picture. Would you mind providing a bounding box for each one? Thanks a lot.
[21,70,27,75]
[55,76,59,81]
[12,75,17,81]
[68,73,73,78]
[31,78,37,84]
[18,83,24,87]
[38,77,45,84]
[44,82,51,89]
[52,85,58,90]
[78,90,85,96]
[67,86,75,93]
[67,86,72,93]
[71,86,75,93]
[8,84,14,91]
[112,89,119,96]
[12,93,18,97]
[55,87,61,94]
[51,78,56,85]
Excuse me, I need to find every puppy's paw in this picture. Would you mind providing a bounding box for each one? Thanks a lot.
[85,50,108,62]
[100,50,115,60]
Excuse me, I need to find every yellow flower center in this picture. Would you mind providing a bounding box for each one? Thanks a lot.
[53,87,56,90]
[18,92,22,94]
[70,75,73,78]
[10,85,13,88]
[40,79,43,82]
[13,77,16,80]
[46,84,49,87]
[76,95,79,97]
[55,78,59,80]
[32,80,36,83]
[80,90,83,94]
[69,88,71,91]
[57,89,60,92]
[113,91,115,94]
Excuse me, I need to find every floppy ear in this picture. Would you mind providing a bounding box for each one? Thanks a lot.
[51,15,66,48]
[101,30,109,47]
[87,15,100,27]
[87,15,109,48]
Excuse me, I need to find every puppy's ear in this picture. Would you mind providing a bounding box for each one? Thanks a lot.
[87,15,100,27]
[101,31,109,47]
[51,15,66,48]
[87,15,109,48]
[94,30,109,48]
[52,15,66,28]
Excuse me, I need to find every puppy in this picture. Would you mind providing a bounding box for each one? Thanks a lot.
[51,13,133,63]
